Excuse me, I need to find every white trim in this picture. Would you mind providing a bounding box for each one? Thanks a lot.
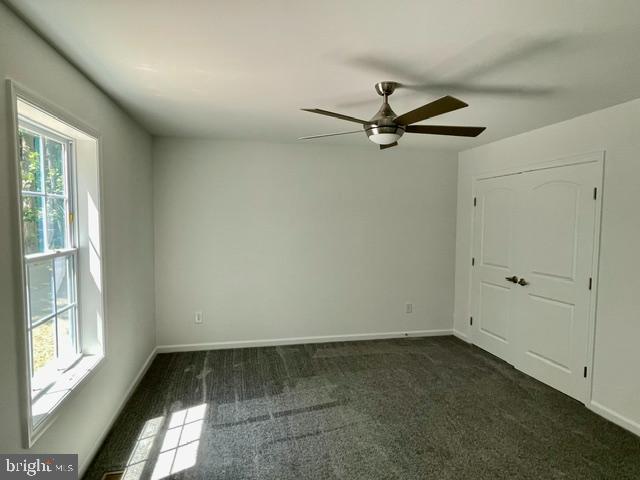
[156,329,453,353]
[473,150,604,181]
[452,329,470,343]
[589,401,640,437]
[30,354,103,432]
[586,158,605,404]
[7,78,32,449]
[79,347,158,477]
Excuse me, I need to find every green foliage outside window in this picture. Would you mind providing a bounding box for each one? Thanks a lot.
[19,129,67,253]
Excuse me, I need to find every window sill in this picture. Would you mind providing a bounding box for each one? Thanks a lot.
[31,353,84,398]
[30,353,104,444]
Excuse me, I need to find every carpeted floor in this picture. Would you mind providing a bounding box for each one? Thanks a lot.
[84,336,640,479]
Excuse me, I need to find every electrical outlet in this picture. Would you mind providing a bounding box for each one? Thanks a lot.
[194,311,203,324]
[405,303,413,314]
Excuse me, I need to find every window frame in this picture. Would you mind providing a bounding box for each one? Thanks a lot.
[18,118,83,398]
[7,80,107,448]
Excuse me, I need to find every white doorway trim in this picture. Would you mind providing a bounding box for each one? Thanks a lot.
[467,150,604,405]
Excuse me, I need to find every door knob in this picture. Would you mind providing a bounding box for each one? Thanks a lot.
[505,276,519,283]
[518,278,529,286]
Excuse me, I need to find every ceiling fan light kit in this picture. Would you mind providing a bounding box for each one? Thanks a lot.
[300,81,486,150]
[366,129,404,145]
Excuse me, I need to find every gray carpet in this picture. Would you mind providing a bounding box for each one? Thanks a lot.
[84,336,640,479]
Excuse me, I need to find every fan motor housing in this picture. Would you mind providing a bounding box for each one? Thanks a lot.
[365,98,405,141]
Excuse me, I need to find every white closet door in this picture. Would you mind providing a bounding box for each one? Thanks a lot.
[471,175,521,364]
[514,162,600,402]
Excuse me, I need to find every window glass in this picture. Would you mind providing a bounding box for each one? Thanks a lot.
[28,260,54,324]
[19,130,42,193]
[45,139,65,195]
[46,197,67,250]
[54,256,72,308]
[32,318,55,374]
[22,195,45,254]
[56,308,76,361]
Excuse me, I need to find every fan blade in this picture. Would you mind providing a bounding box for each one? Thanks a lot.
[395,96,467,126]
[405,125,486,137]
[402,83,555,97]
[380,142,398,150]
[301,108,369,125]
[298,130,362,140]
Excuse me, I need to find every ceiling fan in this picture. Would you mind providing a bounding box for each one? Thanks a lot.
[299,81,485,150]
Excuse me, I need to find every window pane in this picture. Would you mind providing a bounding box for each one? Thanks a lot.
[46,197,67,250]
[57,308,77,361]
[22,195,45,254]
[28,260,54,323]
[19,129,42,193]
[54,256,74,308]
[32,318,55,374]
[45,139,65,195]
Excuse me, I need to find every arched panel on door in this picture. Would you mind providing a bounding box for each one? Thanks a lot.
[529,180,580,282]
[481,187,515,270]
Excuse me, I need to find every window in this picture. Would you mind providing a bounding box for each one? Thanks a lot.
[11,85,105,446]
[19,122,80,388]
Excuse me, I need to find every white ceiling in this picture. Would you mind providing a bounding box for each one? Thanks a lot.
[7,0,640,150]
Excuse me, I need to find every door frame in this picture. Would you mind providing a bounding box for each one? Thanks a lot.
[468,150,604,405]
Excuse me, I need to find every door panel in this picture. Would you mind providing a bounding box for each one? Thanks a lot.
[522,294,574,371]
[471,178,519,363]
[528,181,579,281]
[515,162,600,402]
[481,188,514,268]
[479,281,511,342]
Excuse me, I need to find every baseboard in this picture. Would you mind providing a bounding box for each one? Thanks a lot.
[452,329,470,343]
[589,401,640,437]
[80,346,158,477]
[156,329,453,353]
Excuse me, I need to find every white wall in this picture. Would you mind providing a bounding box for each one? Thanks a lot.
[154,138,458,347]
[0,3,155,472]
[454,98,640,434]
